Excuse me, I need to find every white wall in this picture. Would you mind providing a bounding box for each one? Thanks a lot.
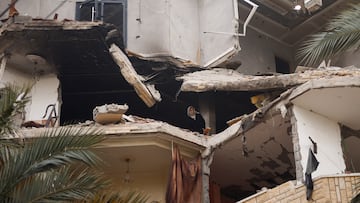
[29,74,60,123]
[0,68,32,88]
[1,68,34,121]
[231,27,295,75]
[169,0,200,64]
[127,0,238,67]
[1,69,61,124]
[127,0,201,63]
[127,0,171,55]
[293,105,346,179]
[199,0,239,67]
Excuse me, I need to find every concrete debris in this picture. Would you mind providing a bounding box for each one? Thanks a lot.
[122,114,135,122]
[93,103,129,125]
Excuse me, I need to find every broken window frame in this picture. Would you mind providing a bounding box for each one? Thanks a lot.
[75,0,128,46]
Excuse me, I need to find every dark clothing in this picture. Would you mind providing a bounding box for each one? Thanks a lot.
[305,149,319,200]
[186,113,205,134]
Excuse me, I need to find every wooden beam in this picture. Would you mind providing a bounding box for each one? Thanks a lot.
[109,44,161,107]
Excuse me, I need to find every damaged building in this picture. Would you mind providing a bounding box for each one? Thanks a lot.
[0,0,360,202]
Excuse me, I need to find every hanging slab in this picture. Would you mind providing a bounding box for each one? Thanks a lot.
[109,44,161,107]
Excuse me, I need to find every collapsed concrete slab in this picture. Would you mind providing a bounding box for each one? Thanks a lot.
[109,44,161,107]
[178,67,360,92]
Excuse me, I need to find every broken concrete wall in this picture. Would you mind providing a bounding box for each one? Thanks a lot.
[0,0,75,20]
[341,126,360,173]
[1,0,238,67]
[1,0,291,74]
[292,105,346,179]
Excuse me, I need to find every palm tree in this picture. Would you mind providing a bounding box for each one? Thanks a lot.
[0,84,108,202]
[0,84,148,203]
[297,2,360,67]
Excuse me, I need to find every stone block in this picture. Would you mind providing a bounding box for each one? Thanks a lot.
[269,187,280,197]
[339,178,345,189]
[340,190,347,200]
[330,191,337,201]
[336,187,341,202]
[244,198,256,203]
[278,181,294,194]
[311,189,325,200]
[275,193,287,201]
[289,198,301,203]
[329,178,335,191]
[256,192,270,202]
[296,186,306,194]
[315,198,331,203]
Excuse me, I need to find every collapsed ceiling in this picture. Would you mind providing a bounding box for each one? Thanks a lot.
[239,0,358,45]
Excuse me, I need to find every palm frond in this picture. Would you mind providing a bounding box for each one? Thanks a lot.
[0,84,31,137]
[297,3,360,66]
[9,167,107,203]
[0,127,104,200]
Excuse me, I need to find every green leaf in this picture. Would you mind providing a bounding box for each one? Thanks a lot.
[10,167,107,203]
[0,84,31,137]
[0,127,105,201]
[297,2,360,67]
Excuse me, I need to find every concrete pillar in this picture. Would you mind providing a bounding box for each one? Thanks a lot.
[0,53,8,81]
[202,152,214,203]
[199,92,216,134]
[289,107,304,183]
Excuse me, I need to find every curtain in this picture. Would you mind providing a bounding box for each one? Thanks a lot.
[210,182,221,203]
[166,145,202,203]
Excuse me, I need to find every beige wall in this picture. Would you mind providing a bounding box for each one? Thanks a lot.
[105,170,169,203]
[238,174,360,203]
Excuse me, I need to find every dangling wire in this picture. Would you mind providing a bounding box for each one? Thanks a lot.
[241,133,249,157]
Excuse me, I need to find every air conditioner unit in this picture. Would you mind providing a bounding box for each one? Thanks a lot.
[304,0,322,12]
